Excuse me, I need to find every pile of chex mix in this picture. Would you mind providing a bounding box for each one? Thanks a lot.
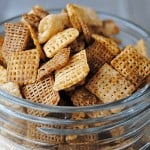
[0,3,150,147]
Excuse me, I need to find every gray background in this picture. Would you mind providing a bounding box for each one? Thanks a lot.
[0,0,149,32]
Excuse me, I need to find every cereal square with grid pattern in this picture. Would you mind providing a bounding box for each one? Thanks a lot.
[0,65,7,84]
[78,16,92,44]
[27,122,64,144]
[7,49,39,85]
[91,34,120,56]
[37,48,70,81]
[53,50,90,91]
[2,23,30,53]
[86,38,120,74]
[111,45,150,87]
[71,87,98,106]
[25,23,46,60]
[66,3,102,32]
[22,75,60,106]
[86,63,136,103]
[43,28,79,58]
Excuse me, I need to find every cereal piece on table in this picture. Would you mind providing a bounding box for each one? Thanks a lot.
[22,14,41,28]
[44,28,79,58]
[38,13,69,44]
[7,49,39,86]
[0,65,7,84]
[53,50,90,91]
[2,23,30,60]
[134,39,147,57]
[37,48,70,81]
[111,45,150,87]
[22,75,60,117]
[66,3,102,31]
[71,87,98,106]
[29,5,49,19]
[25,23,46,60]
[86,63,136,103]
[86,36,120,74]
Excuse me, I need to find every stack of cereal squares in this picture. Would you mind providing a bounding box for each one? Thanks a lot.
[0,3,150,146]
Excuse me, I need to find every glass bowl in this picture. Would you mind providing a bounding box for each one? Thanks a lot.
[0,9,150,150]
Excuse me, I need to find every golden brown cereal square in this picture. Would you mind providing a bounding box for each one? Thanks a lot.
[0,35,6,67]
[66,3,102,32]
[134,39,147,57]
[78,17,92,44]
[25,23,46,60]
[2,23,30,54]
[37,48,70,81]
[86,63,136,103]
[69,37,85,53]
[27,122,64,144]
[7,49,39,85]
[0,65,7,84]
[91,34,120,55]
[87,110,112,127]
[0,35,4,46]
[22,75,60,107]
[53,50,90,91]
[43,28,79,58]
[66,3,82,31]
[111,45,150,87]
[102,19,120,36]
[86,37,120,74]
[71,87,98,106]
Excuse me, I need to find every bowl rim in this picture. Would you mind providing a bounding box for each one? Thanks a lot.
[0,9,150,36]
[0,10,150,113]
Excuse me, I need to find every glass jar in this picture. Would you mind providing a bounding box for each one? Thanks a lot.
[0,10,150,150]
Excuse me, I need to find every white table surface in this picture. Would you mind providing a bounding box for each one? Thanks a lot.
[0,0,149,32]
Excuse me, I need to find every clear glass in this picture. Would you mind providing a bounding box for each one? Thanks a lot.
[0,10,150,150]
